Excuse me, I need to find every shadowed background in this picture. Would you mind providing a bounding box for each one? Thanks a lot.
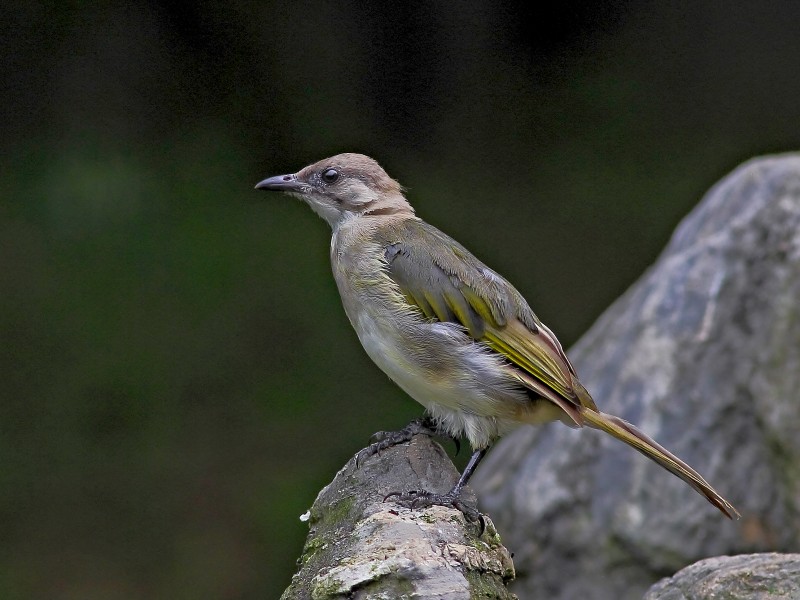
[1,2,799,598]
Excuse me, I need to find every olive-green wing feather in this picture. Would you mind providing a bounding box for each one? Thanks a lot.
[379,219,738,518]
[381,219,590,423]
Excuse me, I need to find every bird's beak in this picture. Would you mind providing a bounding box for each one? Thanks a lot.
[254,173,303,192]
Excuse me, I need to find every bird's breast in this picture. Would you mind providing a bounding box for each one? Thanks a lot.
[328,219,532,448]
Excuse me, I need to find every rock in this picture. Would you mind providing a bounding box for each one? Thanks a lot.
[281,435,516,600]
[472,155,800,599]
[643,553,800,599]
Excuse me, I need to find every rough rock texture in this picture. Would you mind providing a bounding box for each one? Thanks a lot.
[643,553,800,599]
[281,435,515,600]
[472,154,800,599]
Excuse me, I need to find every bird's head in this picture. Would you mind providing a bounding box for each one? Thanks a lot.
[255,153,414,228]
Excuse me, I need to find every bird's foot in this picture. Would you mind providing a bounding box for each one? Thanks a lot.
[355,417,459,467]
[384,489,485,534]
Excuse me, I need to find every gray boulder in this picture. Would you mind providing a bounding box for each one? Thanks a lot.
[643,553,800,599]
[473,154,800,599]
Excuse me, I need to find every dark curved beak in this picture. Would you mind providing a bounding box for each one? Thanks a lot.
[254,173,302,191]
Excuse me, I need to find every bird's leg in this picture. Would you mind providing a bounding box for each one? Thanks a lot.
[355,416,459,467]
[385,448,488,532]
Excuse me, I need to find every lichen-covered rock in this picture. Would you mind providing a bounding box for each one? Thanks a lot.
[643,553,800,599]
[281,435,515,600]
[473,154,800,599]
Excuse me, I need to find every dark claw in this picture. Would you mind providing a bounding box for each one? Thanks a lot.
[354,417,465,468]
[354,418,441,469]
[451,499,485,534]
[383,489,485,534]
[383,490,408,502]
[368,430,392,444]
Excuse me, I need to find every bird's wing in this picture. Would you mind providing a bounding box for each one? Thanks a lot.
[381,219,593,423]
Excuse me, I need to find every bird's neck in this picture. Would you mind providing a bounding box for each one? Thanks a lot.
[332,209,415,241]
[363,192,415,218]
[328,194,415,233]
[362,204,414,218]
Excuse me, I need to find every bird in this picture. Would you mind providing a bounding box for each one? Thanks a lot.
[255,153,739,521]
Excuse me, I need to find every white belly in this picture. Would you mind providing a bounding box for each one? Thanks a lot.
[352,310,525,449]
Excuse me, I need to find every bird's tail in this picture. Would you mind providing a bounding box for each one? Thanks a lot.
[581,408,740,519]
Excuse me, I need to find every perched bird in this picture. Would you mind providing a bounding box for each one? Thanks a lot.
[255,153,738,521]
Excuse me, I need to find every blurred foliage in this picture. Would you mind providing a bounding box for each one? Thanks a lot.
[1,1,799,598]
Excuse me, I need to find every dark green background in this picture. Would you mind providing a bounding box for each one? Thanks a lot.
[2,2,798,598]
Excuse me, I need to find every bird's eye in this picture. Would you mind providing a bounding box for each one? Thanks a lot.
[322,168,340,184]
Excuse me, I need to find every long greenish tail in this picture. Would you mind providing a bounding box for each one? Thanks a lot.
[582,409,740,519]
